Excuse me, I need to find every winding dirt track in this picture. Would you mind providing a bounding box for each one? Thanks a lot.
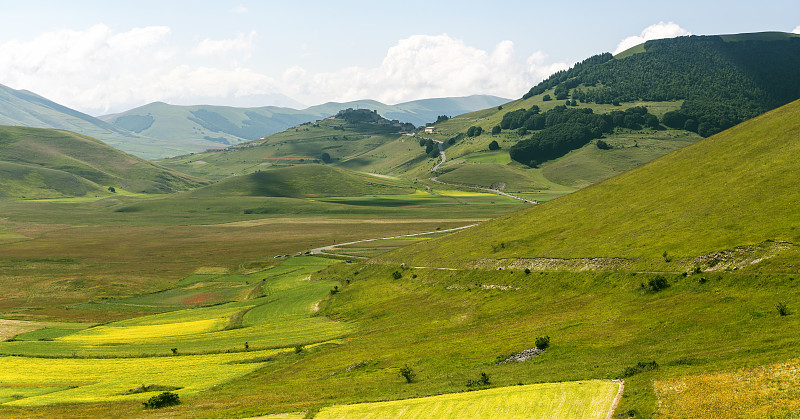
[430,140,538,204]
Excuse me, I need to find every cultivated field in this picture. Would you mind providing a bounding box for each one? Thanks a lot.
[315,380,619,419]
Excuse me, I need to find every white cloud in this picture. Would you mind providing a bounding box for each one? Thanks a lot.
[192,31,256,59]
[0,26,278,114]
[231,4,249,14]
[613,22,691,55]
[283,34,568,105]
[793,25,800,34]
[0,29,567,114]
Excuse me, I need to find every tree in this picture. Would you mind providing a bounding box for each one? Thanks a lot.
[542,94,552,101]
[491,125,501,135]
[488,140,500,151]
[399,365,416,383]
[596,139,612,150]
[466,126,483,137]
[320,152,332,163]
[535,335,550,350]
[107,186,116,193]
[436,115,450,123]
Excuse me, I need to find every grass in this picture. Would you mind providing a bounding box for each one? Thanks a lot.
[0,126,202,199]
[189,164,414,198]
[315,380,619,419]
[0,257,350,356]
[382,99,800,270]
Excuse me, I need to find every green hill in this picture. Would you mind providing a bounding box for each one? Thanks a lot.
[382,98,800,271]
[0,83,184,159]
[0,126,203,199]
[158,115,416,181]
[526,32,800,137]
[189,164,413,198]
[101,96,508,158]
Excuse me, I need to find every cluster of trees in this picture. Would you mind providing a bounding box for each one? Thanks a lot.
[466,126,483,137]
[522,35,800,137]
[508,105,659,167]
[419,138,441,158]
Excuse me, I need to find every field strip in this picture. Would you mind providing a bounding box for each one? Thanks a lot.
[310,224,478,258]
[314,380,620,419]
[203,218,487,228]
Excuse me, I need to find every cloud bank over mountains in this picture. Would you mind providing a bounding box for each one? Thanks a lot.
[0,20,717,115]
[0,25,567,115]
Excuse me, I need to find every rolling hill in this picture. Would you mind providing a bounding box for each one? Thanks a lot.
[0,126,203,199]
[0,83,181,159]
[99,95,508,157]
[188,164,414,198]
[381,98,800,271]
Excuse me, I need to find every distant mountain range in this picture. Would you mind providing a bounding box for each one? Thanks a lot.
[0,82,507,159]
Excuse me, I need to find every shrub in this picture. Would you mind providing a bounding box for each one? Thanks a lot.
[488,140,500,151]
[647,276,670,292]
[595,139,612,150]
[776,302,790,316]
[467,372,491,387]
[399,364,415,383]
[620,361,659,378]
[295,345,304,354]
[142,392,180,409]
[392,271,402,280]
[535,335,550,350]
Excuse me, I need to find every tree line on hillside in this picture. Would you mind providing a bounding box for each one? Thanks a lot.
[507,105,659,167]
[522,35,800,137]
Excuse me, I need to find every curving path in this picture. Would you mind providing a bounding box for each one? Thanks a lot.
[309,224,478,259]
[430,142,538,204]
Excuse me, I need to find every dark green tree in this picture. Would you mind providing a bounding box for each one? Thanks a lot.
[488,140,500,150]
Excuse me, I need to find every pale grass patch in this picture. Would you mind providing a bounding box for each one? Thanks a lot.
[654,358,800,418]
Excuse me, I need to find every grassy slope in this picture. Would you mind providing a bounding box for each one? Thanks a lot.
[0,84,185,160]
[0,126,202,198]
[157,118,406,180]
[188,164,414,198]
[382,99,800,270]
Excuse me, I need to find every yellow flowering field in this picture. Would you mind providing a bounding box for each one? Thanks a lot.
[0,348,286,406]
[654,358,800,418]
[315,380,619,419]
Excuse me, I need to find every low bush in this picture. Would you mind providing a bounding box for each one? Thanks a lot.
[142,391,180,409]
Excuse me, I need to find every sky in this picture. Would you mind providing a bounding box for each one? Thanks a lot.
[1,0,798,116]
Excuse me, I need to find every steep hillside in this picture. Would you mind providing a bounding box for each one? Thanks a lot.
[382,99,800,271]
[189,164,413,198]
[101,95,508,157]
[0,126,202,199]
[526,32,800,137]
[0,84,180,159]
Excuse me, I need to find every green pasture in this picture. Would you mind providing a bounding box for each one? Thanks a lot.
[315,380,619,419]
[0,257,349,356]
